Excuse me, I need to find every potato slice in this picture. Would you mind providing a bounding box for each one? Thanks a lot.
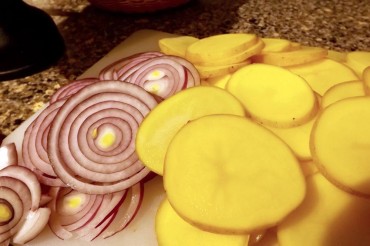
[195,60,251,79]
[198,38,264,66]
[203,74,231,89]
[156,198,249,246]
[136,86,245,175]
[363,66,370,94]
[321,80,365,108]
[277,173,370,246]
[164,115,306,234]
[159,36,199,58]
[226,64,318,128]
[299,160,319,177]
[264,115,317,160]
[185,33,257,64]
[346,51,370,78]
[310,96,370,196]
[261,38,292,53]
[251,46,327,67]
[287,58,359,95]
[327,50,347,62]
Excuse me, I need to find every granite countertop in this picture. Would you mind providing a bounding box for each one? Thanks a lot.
[1,0,369,138]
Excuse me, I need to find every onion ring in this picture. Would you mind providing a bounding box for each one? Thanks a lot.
[48,81,157,194]
[99,52,200,99]
[50,78,100,103]
[0,143,17,170]
[22,99,67,187]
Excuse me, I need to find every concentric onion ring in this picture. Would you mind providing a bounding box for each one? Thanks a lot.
[22,99,67,187]
[50,78,100,103]
[0,165,47,245]
[99,52,164,81]
[0,143,17,169]
[48,80,157,194]
[99,52,200,99]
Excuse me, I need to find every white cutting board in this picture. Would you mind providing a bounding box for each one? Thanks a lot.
[2,29,178,246]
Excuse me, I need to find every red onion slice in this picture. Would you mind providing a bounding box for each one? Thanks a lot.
[22,99,67,187]
[0,144,17,170]
[102,182,143,238]
[0,166,41,211]
[50,78,100,103]
[12,208,51,245]
[99,52,200,100]
[48,81,157,194]
[99,52,163,81]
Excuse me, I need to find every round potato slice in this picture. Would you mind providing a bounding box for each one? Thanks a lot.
[226,63,318,128]
[346,51,370,78]
[261,38,292,53]
[185,33,257,64]
[195,60,251,79]
[159,36,199,58]
[321,80,365,108]
[288,58,359,96]
[198,39,264,67]
[251,46,327,67]
[156,198,249,246]
[311,96,370,196]
[136,86,245,175]
[363,66,370,94]
[277,173,370,246]
[164,115,306,234]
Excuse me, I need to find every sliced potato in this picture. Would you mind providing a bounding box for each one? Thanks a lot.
[310,96,370,196]
[164,115,306,234]
[136,86,245,175]
[204,74,231,89]
[251,46,327,67]
[277,173,370,246]
[261,38,292,53]
[195,60,251,79]
[321,80,365,108]
[327,50,347,62]
[226,64,318,128]
[346,51,370,78]
[363,66,370,95]
[185,33,257,64]
[156,198,249,246]
[198,38,264,66]
[159,36,199,58]
[264,115,317,160]
[287,58,359,95]
[299,160,319,177]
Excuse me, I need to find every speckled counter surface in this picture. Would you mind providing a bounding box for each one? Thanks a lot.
[1,0,369,137]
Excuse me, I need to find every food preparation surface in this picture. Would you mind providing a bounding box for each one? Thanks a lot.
[1,0,369,137]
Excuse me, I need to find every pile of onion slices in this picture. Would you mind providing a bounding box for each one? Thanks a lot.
[0,143,51,246]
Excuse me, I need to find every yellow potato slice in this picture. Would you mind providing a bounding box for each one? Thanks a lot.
[310,97,370,196]
[156,198,249,246]
[327,50,347,62]
[251,46,327,67]
[159,36,199,58]
[277,173,370,246]
[164,115,306,234]
[346,51,370,78]
[287,58,359,95]
[198,38,264,66]
[288,42,301,51]
[136,86,245,175]
[321,80,365,108]
[264,115,317,160]
[226,64,318,128]
[204,74,231,89]
[363,66,370,94]
[185,33,257,64]
[299,160,319,177]
[195,60,251,79]
[261,38,292,53]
